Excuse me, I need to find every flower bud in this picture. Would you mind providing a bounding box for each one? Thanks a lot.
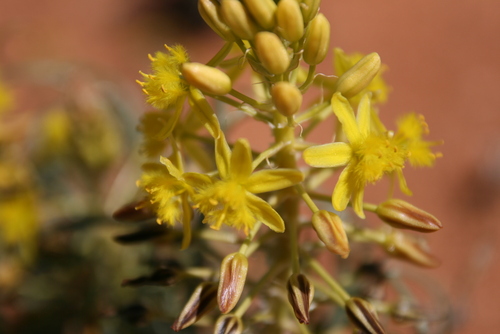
[181,62,232,96]
[220,0,259,40]
[276,0,304,43]
[218,252,248,314]
[303,13,330,65]
[384,231,440,268]
[312,210,350,258]
[198,0,236,41]
[254,32,290,75]
[112,199,155,222]
[300,0,321,24]
[243,0,277,30]
[376,199,442,233]
[334,52,381,98]
[271,81,302,116]
[287,273,314,324]
[172,282,218,331]
[214,314,243,334]
[345,297,386,334]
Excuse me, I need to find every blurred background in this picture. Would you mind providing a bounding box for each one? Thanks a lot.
[0,0,499,333]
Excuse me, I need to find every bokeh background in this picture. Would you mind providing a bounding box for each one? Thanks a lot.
[1,0,499,333]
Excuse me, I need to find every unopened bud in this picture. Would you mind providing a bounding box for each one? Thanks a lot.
[220,0,259,40]
[198,0,236,41]
[243,0,277,30]
[214,314,243,334]
[376,199,442,233]
[181,62,232,96]
[271,81,302,116]
[287,273,314,324]
[345,297,386,334]
[276,0,304,43]
[303,13,330,65]
[334,52,381,98]
[172,282,218,331]
[254,32,290,75]
[384,231,440,268]
[218,252,248,314]
[300,0,321,24]
[312,210,350,258]
[112,199,155,222]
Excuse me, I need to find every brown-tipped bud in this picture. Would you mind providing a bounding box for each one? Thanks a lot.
[334,52,381,98]
[300,0,321,24]
[181,62,232,96]
[172,282,218,331]
[112,199,156,222]
[243,0,277,30]
[312,210,350,258]
[220,0,260,40]
[218,252,248,314]
[214,314,243,334]
[276,0,304,43]
[121,268,179,287]
[376,199,442,233]
[384,231,441,268]
[287,273,314,324]
[303,13,330,65]
[271,81,302,116]
[254,32,290,75]
[345,297,386,334]
[198,0,236,41]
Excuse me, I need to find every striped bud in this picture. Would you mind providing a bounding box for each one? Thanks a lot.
[243,0,277,30]
[376,199,442,233]
[384,231,440,268]
[181,62,232,96]
[254,32,290,75]
[334,52,381,98]
[214,314,243,334]
[312,210,350,258]
[198,0,236,41]
[287,273,314,324]
[271,81,302,116]
[220,0,259,40]
[172,282,218,331]
[218,252,248,313]
[300,0,321,24]
[276,0,304,43]
[303,13,330,65]
[345,297,386,334]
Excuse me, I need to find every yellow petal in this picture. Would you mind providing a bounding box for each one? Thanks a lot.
[188,87,221,138]
[395,169,413,196]
[184,172,214,189]
[245,169,303,194]
[303,143,352,168]
[160,156,183,180]
[356,93,371,138]
[332,166,351,212]
[215,133,232,179]
[331,92,361,144]
[351,187,365,219]
[246,193,285,232]
[230,138,253,182]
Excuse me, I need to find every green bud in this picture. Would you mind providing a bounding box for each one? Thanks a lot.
[311,210,350,258]
[198,0,236,41]
[271,81,302,116]
[254,32,290,75]
[243,0,277,30]
[303,13,330,65]
[218,252,248,314]
[276,0,304,43]
[334,52,381,98]
[221,0,259,40]
[300,0,321,24]
[181,62,232,96]
[376,199,442,233]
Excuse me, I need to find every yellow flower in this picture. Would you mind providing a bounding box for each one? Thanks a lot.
[137,45,190,111]
[184,137,303,234]
[303,93,410,218]
[137,110,179,158]
[334,48,389,105]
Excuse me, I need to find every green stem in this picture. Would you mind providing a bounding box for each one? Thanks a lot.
[229,89,270,111]
[239,221,262,255]
[251,141,288,170]
[206,41,234,67]
[295,101,330,124]
[306,257,350,305]
[308,191,332,203]
[299,65,317,92]
[295,184,319,213]
[363,202,378,212]
[308,277,345,307]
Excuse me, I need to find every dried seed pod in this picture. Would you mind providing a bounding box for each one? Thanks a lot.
[254,32,291,75]
[271,81,302,116]
[303,13,330,65]
[384,231,440,268]
[218,252,249,313]
[287,273,314,324]
[345,297,386,334]
[276,0,304,43]
[243,0,277,30]
[214,314,243,334]
[220,0,259,40]
[300,0,321,24]
[181,62,232,96]
[376,199,442,233]
[198,0,236,41]
[172,282,218,331]
[311,210,350,258]
[334,52,381,98]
